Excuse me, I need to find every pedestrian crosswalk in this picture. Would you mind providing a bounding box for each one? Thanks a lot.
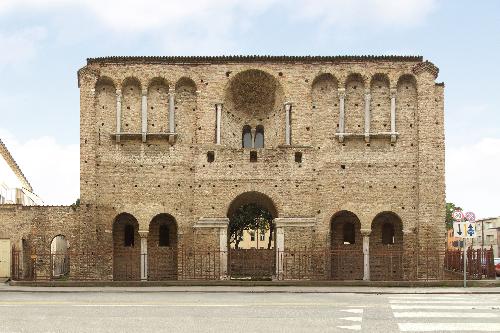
[388,295,500,332]
[336,308,364,331]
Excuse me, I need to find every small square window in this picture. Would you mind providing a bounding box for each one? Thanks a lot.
[207,151,215,163]
[250,151,257,162]
[295,152,302,163]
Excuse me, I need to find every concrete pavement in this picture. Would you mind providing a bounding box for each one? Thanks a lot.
[0,290,499,332]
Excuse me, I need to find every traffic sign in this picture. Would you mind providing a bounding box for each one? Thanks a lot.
[453,222,476,238]
[465,212,476,222]
[452,210,464,221]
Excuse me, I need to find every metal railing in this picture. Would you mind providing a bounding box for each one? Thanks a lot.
[11,246,496,282]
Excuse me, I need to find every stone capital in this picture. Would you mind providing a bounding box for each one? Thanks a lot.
[194,217,229,229]
[138,230,149,238]
[360,229,371,237]
[274,217,316,228]
[338,88,346,99]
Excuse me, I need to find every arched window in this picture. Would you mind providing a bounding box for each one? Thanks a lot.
[343,222,355,244]
[382,223,395,245]
[255,125,264,148]
[124,224,134,247]
[242,125,252,148]
[159,224,170,247]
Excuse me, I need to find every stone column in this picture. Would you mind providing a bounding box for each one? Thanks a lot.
[284,103,292,145]
[116,89,122,142]
[250,127,256,149]
[215,103,222,145]
[139,230,148,281]
[168,89,175,133]
[141,89,148,142]
[275,226,284,279]
[194,218,229,279]
[361,229,371,281]
[390,88,397,143]
[338,88,346,142]
[364,90,371,142]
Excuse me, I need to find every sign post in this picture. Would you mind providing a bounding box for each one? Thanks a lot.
[452,210,476,288]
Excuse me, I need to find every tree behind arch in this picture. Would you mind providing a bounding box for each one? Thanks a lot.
[229,203,273,249]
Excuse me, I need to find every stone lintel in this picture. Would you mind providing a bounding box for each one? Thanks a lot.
[194,217,229,229]
[274,217,316,228]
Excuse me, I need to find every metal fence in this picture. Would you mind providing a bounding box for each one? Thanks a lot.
[11,246,496,282]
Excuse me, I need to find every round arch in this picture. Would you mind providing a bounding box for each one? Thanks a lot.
[330,210,363,280]
[50,235,69,278]
[226,191,278,219]
[147,213,178,280]
[112,213,140,281]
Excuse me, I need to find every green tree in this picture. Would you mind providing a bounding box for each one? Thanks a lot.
[229,203,273,249]
[446,202,462,229]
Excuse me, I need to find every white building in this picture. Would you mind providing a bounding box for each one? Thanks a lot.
[0,138,43,206]
[471,217,499,258]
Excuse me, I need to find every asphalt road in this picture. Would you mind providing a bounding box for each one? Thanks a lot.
[0,291,499,333]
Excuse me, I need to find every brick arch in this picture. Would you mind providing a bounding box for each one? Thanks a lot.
[147,77,170,134]
[95,76,117,144]
[226,191,279,219]
[370,211,404,281]
[147,213,178,280]
[344,73,365,134]
[95,76,116,90]
[50,234,69,278]
[112,213,140,281]
[175,77,197,93]
[370,73,391,133]
[330,210,363,280]
[121,77,142,134]
[223,69,285,148]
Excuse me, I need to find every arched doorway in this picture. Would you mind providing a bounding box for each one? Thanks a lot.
[330,211,363,280]
[227,191,277,279]
[370,212,403,280]
[148,214,178,280]
[112,213,140,281]
[50,235,69,278]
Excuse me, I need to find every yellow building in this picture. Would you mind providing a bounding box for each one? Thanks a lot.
[230,229,274,249]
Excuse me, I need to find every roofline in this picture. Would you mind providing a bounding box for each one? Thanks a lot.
[87,55,424,65]
[0,138,33,192]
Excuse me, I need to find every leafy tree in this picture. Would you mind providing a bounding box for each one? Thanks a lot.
[446,202,462,229]
[229,203,273,249]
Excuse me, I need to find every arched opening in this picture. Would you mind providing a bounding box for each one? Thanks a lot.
[224,69,284,148]
[242,125,252,148]
[330,211,363,280]
[227,191,277,279]
[370,211,403,281]
[113,213,140,281]
[255,125,264,148]
[148,214,178,280]
[50,235,69,278]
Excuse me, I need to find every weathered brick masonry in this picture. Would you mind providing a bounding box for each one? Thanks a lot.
[1,56,445,281]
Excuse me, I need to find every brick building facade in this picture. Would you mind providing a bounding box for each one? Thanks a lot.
[0,55,446,281]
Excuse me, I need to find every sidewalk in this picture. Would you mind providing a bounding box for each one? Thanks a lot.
[2,282,500,294]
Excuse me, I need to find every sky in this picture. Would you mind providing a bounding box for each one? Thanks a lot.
[0,0,499,218]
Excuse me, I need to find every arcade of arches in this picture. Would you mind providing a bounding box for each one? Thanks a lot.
[108,192,407,281]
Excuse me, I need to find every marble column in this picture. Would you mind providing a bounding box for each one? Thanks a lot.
[390,88,397,143]
[139,230,148,281]
[338,88,346,142]
[215,103,222,145]
[364,90,371,142]
[284,103,292,145]
[115,89,122,142]
[361,229,371,281]
[141,89,147,142]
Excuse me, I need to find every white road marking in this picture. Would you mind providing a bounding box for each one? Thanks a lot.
[390,300,488,304]
[388,296,467,300]
[393,312,499,318]
[398,322,500,332]
[336,325,361,331]
[391,305,500,310]
[340,309,363,314]
[340,317,362,322]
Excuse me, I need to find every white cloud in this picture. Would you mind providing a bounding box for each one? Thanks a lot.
[446,138,500,219]
[0,129,79,205]
[289,0,437,28]
[0,27,47,69]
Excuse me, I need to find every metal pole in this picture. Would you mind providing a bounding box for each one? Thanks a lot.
[463,238,467,288]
